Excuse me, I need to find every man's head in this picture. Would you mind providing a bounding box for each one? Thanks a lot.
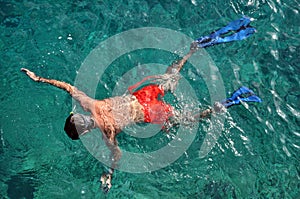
[64,113,95,140]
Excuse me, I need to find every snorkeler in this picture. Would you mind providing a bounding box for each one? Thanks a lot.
[21,16,261,193]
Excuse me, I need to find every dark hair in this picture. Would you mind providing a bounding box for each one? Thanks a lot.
[64,113,79,140]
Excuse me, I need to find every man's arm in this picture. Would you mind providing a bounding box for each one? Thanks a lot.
[100,136,122,193]
[21,68,94,112]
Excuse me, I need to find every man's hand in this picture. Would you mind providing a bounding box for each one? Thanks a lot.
[21,68,40,81]
[100,172,112,194]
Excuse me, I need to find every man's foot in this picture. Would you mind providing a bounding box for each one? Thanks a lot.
[100,172,112,194]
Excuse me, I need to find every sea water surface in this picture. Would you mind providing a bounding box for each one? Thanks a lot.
[0,0,299,198]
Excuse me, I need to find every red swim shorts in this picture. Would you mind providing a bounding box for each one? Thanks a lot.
[133,84,173,124]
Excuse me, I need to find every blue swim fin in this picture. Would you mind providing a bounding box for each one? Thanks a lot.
[221,86,262,108]
[226,86,254,101]
[210,16,252,38]
[214,27,256,43]
[195,16,256,48]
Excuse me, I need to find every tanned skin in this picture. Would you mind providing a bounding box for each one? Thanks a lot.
[21,42,217,192]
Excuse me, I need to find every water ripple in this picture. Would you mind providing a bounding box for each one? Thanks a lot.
[0,0,299,198]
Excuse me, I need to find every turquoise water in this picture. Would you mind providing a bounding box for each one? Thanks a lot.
[0,0,299,198]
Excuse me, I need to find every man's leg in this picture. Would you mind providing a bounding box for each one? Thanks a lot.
[160,42,198,92]
[162,16,256,92]
[165,42,198,75]
[167,86,262,128]
[129,17,256,93]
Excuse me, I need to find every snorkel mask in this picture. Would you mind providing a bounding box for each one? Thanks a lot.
[64,112,95,140]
